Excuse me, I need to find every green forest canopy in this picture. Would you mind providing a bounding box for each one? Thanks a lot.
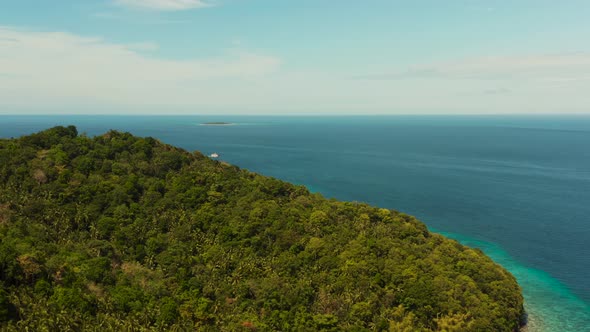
[0,126,524,331]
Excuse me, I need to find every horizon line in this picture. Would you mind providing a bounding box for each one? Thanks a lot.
[1,113,590,117]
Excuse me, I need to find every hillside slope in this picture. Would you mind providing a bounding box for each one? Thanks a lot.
[0,127,524,331]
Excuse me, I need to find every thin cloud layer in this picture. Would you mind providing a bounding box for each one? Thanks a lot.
[0,26,280,109]
[114,0,210,11]
[0,26,588,114]
[357,54,590,82]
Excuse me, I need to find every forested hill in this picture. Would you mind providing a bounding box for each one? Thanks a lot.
[0,126,524,331]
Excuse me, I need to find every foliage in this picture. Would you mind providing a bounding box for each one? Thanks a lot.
[0,127,524,331]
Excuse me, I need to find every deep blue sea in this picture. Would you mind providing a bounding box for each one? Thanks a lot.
[1,115,589,331]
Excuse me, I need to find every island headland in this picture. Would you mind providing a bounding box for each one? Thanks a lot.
[0,126,525,331]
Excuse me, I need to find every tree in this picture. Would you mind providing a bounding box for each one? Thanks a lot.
[0,127,525,331]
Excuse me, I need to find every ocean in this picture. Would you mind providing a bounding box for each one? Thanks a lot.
[1,115,589,331]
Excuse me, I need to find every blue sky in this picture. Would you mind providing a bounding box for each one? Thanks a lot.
[1,0,590,114]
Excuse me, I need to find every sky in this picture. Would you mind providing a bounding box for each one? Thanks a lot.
[1,0,590,115]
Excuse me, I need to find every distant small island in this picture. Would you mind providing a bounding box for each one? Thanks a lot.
[200,122,234,126]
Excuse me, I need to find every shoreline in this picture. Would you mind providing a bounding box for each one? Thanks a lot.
[302,184,586,332]
[435,229,590,332]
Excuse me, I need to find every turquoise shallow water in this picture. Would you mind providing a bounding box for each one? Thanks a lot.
[1,115,589,331]
[436,231,590,331]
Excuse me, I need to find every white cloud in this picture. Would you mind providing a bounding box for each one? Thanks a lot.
[0,26,281,111]
[357,54,590,82]
[92,11,190,24]
[114,0,210,11]
[0,26,588,115]
[426,54,590,81]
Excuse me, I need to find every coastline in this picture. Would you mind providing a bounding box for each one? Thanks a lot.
[436,229,590,332]
[302,184,587,332]
[2,116,589,331]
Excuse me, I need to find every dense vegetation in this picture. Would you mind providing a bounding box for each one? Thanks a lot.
[0,127,524,331]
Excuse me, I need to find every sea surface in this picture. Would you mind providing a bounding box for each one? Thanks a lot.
[1,115,589,331]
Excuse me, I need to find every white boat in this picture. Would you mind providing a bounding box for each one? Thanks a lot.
[210,153,219,158]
